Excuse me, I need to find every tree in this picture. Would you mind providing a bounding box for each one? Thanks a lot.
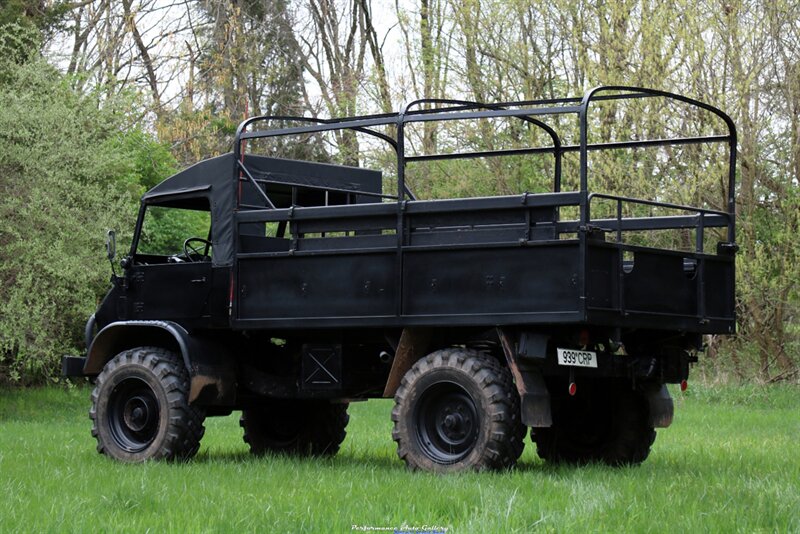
[156,0,321,166]
[298,0,391,165]
[0,24,173,384]
[5,0,798,382]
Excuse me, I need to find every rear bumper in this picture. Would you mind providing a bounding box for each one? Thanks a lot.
[61,356,87,377]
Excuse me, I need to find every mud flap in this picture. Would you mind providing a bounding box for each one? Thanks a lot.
[497,328,552,427]
[382,328,432,397]
[517,372,553,427]
[187,344,237,406]
[644,383,674,428]
[188,364,237,405]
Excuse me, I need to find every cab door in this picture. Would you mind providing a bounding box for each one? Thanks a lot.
[128,201,214,323]
[128,262,212,320]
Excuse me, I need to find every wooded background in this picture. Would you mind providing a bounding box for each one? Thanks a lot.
[0,0,797,384]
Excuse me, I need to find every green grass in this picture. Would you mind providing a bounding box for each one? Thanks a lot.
[1,384,799,533]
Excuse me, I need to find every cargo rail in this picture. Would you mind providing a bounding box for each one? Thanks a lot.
[229,86,737,333]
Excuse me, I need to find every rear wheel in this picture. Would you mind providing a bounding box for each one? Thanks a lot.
[240,399,349,456]
[531,380,655,466]
[392,348,524,472]
[90,346,205,462]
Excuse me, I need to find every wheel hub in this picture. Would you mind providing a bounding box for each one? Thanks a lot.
[415,381,479,464]
[443,414,458,429]
[108,377,160,453]
[123,395,155,432]
[439,403,472,442]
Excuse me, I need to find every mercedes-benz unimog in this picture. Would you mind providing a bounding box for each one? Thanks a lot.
[63,86,737,471]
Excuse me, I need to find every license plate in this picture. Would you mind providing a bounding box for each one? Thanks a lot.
[557,348,598,368]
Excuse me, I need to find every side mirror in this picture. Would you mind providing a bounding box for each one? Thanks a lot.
[106,230,116,261]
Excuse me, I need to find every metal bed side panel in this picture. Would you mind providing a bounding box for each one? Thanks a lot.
[401,245,581,316]
[237,251,397,320]
[586,242,735,331]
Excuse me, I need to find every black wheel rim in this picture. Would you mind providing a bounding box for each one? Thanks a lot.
[108,377,160,453]
[415,381,480,464]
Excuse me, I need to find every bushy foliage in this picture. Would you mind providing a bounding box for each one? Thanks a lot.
[0,25,176,384]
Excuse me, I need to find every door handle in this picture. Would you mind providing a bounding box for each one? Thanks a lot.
[191,277,207,284]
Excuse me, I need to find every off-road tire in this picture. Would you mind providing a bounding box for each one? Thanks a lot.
[391,348,524,472]
[240,400,349,456]
[90,346,205,462]
[531,381,655,466]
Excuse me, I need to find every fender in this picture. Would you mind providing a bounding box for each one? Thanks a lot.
[84,320,236,406]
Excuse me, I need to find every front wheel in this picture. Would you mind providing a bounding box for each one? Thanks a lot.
[90,346,205,462]
[391,349,524,472]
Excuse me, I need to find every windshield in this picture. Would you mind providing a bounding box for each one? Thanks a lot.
[136,203,211,261]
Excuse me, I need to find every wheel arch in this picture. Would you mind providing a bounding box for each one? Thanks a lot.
[85,321,190,374]
[85,321,236,406]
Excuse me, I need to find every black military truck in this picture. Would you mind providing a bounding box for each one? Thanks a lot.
[63,86,737,471]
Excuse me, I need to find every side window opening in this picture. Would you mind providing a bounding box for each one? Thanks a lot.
[136,201,212,264]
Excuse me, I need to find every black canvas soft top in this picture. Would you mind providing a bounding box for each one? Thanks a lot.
[141,153,383,267]
[142,153,236,267]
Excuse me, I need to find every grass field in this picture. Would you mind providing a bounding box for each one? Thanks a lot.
[0,384,798,533]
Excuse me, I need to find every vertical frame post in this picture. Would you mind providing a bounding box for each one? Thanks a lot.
[395,111,408,318]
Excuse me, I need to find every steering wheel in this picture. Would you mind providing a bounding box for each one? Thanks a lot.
[182,237,212,262]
